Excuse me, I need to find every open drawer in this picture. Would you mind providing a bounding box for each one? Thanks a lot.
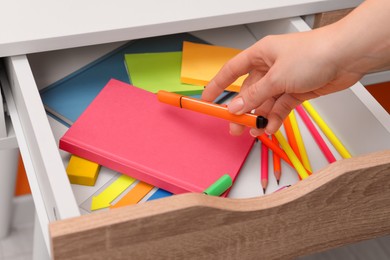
[1,16,390,259]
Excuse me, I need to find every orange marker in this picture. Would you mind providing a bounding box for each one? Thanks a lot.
[157,90,268,128]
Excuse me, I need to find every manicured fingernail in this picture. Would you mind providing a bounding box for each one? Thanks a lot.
[250,129,258,137]
[228,97,244,114]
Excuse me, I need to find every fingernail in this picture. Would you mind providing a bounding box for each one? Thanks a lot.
[228,97,244,114]
[250,129,263,137]
[250,129,258,137]
[264,129,272,136]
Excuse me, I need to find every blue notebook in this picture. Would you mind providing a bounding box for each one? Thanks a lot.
[41,33,231,126]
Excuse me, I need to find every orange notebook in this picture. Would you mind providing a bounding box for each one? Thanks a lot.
[60,79,255,195]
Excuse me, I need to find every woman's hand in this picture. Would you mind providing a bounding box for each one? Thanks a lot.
[202,0,390,137]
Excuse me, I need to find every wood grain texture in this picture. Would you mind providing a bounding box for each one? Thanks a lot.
[50,150,390,260]
[313,8,354,28]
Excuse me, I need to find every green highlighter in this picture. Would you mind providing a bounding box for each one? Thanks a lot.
[203,174,233,196]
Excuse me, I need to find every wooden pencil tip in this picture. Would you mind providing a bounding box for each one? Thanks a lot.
[277,180,280,185]
[263,188,266,194]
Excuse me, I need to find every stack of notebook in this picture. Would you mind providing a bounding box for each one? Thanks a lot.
[41,33,252,210]
[59,79,255,195]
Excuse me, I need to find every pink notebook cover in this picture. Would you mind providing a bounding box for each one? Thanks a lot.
[59,79,255,195]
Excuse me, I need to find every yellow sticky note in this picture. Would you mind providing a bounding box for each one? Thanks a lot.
[91,175,136,211]
[66,155,100,186]
[181,41,247,92]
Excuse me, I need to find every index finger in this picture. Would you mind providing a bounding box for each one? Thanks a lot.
[202,49,254,102]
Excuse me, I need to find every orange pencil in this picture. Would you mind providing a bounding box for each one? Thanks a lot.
[157,90,268,129]
[283,115,302,161]
[271,135,281,185]
[261,134,312,178]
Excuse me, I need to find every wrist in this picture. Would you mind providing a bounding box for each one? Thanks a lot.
[326,0,390,75]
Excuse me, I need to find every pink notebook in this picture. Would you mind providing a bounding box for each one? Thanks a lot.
[59,79,255,194]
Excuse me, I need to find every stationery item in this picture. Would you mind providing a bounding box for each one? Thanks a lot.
[274,131,310,180]
[66,155,101,186]
[111,181,154,209]
[40,33,215,125]
[60,79,255,195]
[212,91,237,105]
[124,52,204,95]
[146,189,172,201]
[157,90,268,129]
[295,105,336,163]
[271,135,281,185]
[261,142,269,194]
[302,101,352,159]
[40,33,231,202]
[274,185,291,193]
[91,175,136,211]
[257,134,293,168]
[283,116,302,161]
[14,155,31,196]
[203,174,233,196]
[181,41,245,92]
[289,111,312,172]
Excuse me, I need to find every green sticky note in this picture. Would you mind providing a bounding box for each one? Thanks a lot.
[125,52,204,95]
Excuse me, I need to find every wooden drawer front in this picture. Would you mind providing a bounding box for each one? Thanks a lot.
[3,16,390,259]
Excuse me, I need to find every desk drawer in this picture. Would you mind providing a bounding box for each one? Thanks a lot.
[2,16,390,260]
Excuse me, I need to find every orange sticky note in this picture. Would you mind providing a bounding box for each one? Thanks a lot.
[111,181,154,209]
[181,41,247,92]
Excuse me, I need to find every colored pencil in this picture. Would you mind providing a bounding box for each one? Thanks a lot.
[257,134,293,168]
[274,130,310,180]
[296,105,337,163]
[271,135,281,185]
[274,185,291,193]
[261,142,269,194]
[289,110,312,172]
[302,101,352,159]
[283,115,302,161]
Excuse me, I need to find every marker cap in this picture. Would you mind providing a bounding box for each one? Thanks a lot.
[256,116,268,128]
[203,174,233,196]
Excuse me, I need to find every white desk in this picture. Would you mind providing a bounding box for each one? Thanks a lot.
[3,1,390,259]
[0,0,362,56]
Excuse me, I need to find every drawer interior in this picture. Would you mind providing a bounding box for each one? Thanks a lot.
[5,16,390,248]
